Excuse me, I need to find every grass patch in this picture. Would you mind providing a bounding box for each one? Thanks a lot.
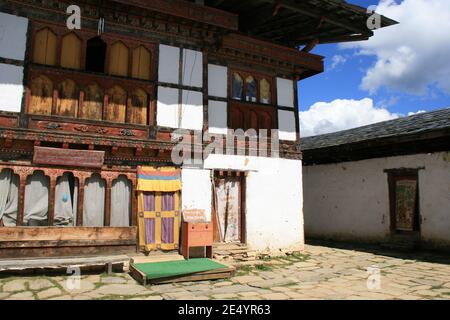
[255,264,272,271]
[235,265,253,275]
[431,285,443,290]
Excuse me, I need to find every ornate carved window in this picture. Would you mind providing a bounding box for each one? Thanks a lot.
[245,76,257,102]
[28,23,157,129]
[231,73,243,100]
[229,69,275,131]
[260,78,271,104]
[33,28,57,66]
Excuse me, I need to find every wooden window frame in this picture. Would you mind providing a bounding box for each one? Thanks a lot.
[0,164,137,228]
[229,69,275,106]
[29,21,157,81]
[26,67,154,127]
[228,68,277,131]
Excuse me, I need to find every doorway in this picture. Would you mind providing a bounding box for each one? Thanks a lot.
[212,171,246,244]
[387,169,421,234]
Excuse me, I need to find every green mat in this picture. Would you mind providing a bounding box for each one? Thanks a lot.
[134,258,228,280]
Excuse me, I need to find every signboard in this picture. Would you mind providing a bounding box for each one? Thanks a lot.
[182,209,206,223]
[33,146,105,168]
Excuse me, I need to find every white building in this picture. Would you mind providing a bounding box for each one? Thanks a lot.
[302,109,450,251]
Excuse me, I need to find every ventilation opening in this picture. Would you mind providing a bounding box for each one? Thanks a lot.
[85,36,106,73]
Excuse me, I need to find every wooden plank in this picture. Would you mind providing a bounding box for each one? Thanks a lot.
[109,41,129,77]
[149,269,235,285]
[33,146,105,168]
[55,79,79,117]
[129,263,148,286]
[0,227,137,242]
[132,46,151,80]
[0,245,136,259]
[29,76,53,115]
[32,28,57,66]
[60,33,81,70]
[128,89,148,125]
[0,239,137,249]
[81,83,103,120]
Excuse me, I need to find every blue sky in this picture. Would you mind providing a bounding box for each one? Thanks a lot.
[298,0,450,136]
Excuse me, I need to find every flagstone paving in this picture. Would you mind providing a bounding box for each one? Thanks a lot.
[1,243,450,300]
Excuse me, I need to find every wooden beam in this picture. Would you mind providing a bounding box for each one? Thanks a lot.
[109,0,238,30]
[259,0,366,34]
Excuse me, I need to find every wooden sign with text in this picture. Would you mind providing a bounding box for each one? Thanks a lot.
[33,146,105,168]
[182,209,207,223]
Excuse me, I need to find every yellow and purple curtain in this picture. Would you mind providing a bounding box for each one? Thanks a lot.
[137,167,181,252]
[137,166,181,192]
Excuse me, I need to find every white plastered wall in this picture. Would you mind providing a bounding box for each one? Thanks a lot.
[208,64,227,98]
[0,12,28,113]
[157,44,204,130]
[276,77,297,141]
[182,49,203,88]
[158,44,180,84]
[0,64,24,112]
[278,110,296,141]
[204,154,304,252]
[0,12,28,60]
[156,86,179,128]
[181,90,203,130]
[276,78,294,108]
[208,100,227,134]
[303,152,450,247]
[207,64,228,135]
[181,168,212,222]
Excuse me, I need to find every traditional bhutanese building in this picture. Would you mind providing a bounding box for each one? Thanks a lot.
[0,0,395,259]
[302,108,450,251]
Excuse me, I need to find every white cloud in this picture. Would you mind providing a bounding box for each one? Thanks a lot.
[300,98,399,137]
[342,0,450,95]
[407,110,426,116]
[330,54,347,70]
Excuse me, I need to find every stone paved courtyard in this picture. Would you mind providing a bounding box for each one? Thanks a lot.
[1,243,450,300]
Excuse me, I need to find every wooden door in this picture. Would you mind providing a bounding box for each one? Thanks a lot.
[138,191,180,252]
[213,176,244,243]
[389,174,419,232]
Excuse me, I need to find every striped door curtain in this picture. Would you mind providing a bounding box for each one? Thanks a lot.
[137,167,181,252]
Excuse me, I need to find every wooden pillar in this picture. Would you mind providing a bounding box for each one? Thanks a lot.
[76,177,86,226]
[17,175,27,226]
[202,48,209,133]
[131,178,138,226]
[104,178,112,226]
[293,74,301,144]
[47,176,57,226]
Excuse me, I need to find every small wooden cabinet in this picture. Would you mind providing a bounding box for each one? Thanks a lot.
[181,222,213,259]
